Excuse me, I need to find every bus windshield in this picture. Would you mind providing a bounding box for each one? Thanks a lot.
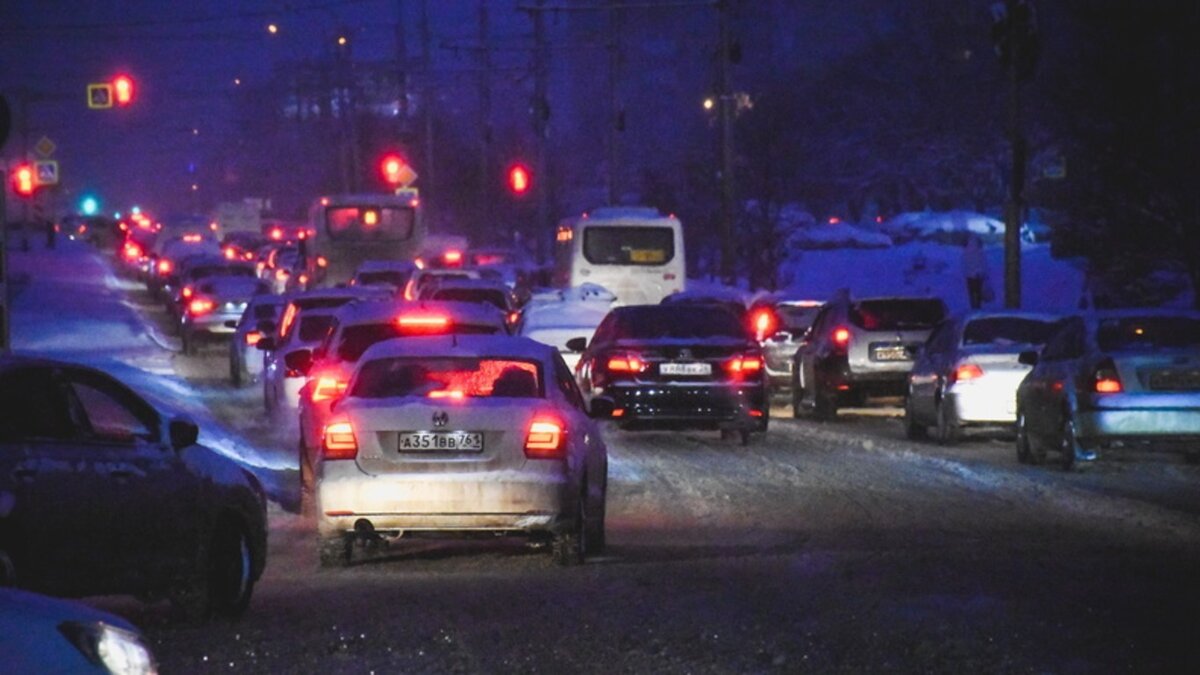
[325,206,416,242]
[583,226,675,266]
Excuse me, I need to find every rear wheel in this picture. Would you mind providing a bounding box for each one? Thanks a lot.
[935,398,959,445]
[1016,412,1045,465]
[583,479,606,554]
[299,440,315,518]
[553,489,587,566]
[903,395,927,440]
[813,386,837,421]
[791,370,804,418]
[173,519,255,622]
[230,351,243,387]
[1060,417,1081,471]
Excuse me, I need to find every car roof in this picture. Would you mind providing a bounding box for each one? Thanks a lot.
[358,334,555,363]
[959,310,1064,323]
[428,278,510,292]
[334,299,507,327]
[355,260,418,273]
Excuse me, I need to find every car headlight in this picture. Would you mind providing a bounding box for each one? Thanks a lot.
[59,621,158,675]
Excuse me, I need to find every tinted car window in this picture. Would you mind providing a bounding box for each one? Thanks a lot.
[69,381,154,443]
[431,288,508,310]
[336,322,501,362]
[298,315,337,342]
[583,226,675,266]
[849,300,946,330]
[351,358,542,399]
[1096,316,1200,351]
[962,317,1058,347]
[356,271,410,287]
[775,305,820,332]
[0,367,74,441]
[614,306,746,340]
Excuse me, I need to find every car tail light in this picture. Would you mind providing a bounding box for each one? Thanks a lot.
[951,363,984,383]
[123,243,141,260]
[275,269,290,281]
[181,285,194,299]
[428,389,465,399]
[223,247,236,260]
[243,251,255,261]
[312,376,348,402]
[750,308,777,340]
[1093,358,1123,394]
[323,420,358,459]
[188,298,215,316]
[245,330,262,346]
[270,227,283,241]
[726,355,763,376]
[317,256,328,268]
[157,259,173,275]
[606,353,645,373]
[443,250,463,266]
[279,303,298,337]
[507,311,521,326]
[524,415,566,459]
[831,326,851,354]
[397,313,450,331]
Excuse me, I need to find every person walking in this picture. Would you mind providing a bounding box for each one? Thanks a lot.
[962,233,987,310]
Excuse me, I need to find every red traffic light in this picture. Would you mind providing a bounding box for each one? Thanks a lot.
[13,164,35,197]
[380,154,410,186]
[508,163,531,195]
[113,75,134,105]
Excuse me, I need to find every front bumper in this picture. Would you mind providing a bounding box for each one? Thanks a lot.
[316,461,570,536]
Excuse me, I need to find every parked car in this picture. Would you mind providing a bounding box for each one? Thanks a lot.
[230,294,287,386]
[180,275,271,356]
[746,296,823,398]
[904,311,1063,443]
[315,335,609,566]
[295,300,511,500]
[1015,310,1200,469]
[0,588,157,674]
[0,356,267,620]
[791,293,948,419]
[570,303,768,444]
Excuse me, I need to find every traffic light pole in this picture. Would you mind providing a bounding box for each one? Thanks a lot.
[1,168,9,354]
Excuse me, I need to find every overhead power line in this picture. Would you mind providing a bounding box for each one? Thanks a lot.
[0,0,381,33]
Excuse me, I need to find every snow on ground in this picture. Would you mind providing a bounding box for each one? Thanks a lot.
[6,239,291,480]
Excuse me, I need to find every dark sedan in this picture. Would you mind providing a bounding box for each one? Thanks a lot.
[569,304,768,444]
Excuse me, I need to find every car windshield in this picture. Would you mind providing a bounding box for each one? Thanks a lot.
[615,306,746,340]
[336,322,501,362]
[1096,316,1200,351]
[351,357,542,399]
[298,315,336,342]
[962,317,1059,346]
[849,299,945,330]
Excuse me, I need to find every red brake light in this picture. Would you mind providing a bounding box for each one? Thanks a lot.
[1094,359,1122,394]
[270,227,283,241]
[275,269,290,281]
[952,363,984,383]
[832,327,851,346]
[181,285,194,299]
[524,415,566,459]
[245,331,262,346]
[428,389,465,399]
[188,298,215,316]
[224,247,236,260]
[507,311,521,326]
[751,308,776,340]
[606,354,645,372]
[443,250,463,266]
[279,303,298,337]
[323,420,358,459]
[317,256,328,268]
[726,355,763,375]
[312,376,349,402]
[397,314,450,331]
[123,243,141,260]
[157,259,173,275]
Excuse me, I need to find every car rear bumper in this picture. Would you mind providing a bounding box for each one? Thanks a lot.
[602,382,767,429]
[316,463,569,535]
[947,385,1019,424]
[1076,408,1200,445]
[185,313,240,336]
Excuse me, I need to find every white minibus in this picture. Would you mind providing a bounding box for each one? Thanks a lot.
[552,206,685,305]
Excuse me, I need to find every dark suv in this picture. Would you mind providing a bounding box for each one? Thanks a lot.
[791,294,947,419]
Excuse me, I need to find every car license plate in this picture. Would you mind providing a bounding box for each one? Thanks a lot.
[1149,369,1200,391]
[872,345,910,361]
[660,362,712,376]
[398,431,484,452]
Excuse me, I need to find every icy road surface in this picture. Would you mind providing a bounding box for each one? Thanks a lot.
[11,241,1200,672]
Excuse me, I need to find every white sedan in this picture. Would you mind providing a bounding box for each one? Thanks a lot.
[315,335,610,566]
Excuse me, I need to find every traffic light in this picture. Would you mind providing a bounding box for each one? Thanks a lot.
[507,163,531,195]
[113,74,134,105]
[13,164,35,197]
[379,153,416,187]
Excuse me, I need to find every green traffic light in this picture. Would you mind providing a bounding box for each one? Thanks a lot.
[81,197,99,216]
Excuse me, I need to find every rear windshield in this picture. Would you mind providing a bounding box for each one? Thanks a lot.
[775,305,820,332]
[1097,316,1200,351]
[963,317,1059,347]
[615,306,746,340]
[356,271,410,287]
[298,315,337,342]
[431,288,508,310]
[849,300,945,331]
[336,322,501,362]
[351,358,542,399]
[325,206,415,242]
[190,265,255,280]
[583,226,675,266]
[296,297,357,311]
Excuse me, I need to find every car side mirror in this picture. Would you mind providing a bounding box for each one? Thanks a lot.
[169,416,200,450]
[284,349,313,375]
[588,397,615,419]
[565,337,588,352]
[256,337,277,352]
[1018,350,1039,366]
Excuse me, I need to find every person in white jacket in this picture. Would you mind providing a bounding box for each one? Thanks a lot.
[961,234,988,309]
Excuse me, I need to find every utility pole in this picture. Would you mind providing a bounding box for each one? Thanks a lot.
[420,0,435,214]
[606,0,622,205]
[1,166,8,354]
[396,0,409,124]
[532,0,550,258]
[478,0,493,214]
[717,0,735,285]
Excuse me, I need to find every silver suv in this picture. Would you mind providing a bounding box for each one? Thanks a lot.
[791,293,947,419]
